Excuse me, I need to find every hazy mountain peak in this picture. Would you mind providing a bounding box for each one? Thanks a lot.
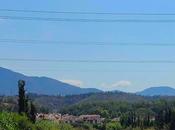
[0,67,101,95]
[137,86,175,96]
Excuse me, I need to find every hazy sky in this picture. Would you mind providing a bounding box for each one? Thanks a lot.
[1,0,175,92]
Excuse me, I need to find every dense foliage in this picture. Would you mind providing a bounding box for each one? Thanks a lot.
[1,92,175,113]
[61,100,175,130]
[0,112,78,130]
[1,87,175,130]
[0,112,155,130]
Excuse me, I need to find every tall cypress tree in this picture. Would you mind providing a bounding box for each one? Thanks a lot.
[18,80,26,114]
[169,108,175,130]
[18,80,36,123]
[30,101,36,123]
[25,95,29,114]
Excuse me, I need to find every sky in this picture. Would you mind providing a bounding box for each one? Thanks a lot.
[1,0,175,92]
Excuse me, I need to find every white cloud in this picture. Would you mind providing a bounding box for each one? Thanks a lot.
[60,79,84,87]
[100,83,108,87]
[100,80,132,91]
[111,80,132,87]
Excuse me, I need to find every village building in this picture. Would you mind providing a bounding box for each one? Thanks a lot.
[78,115,104,124]
[36,113,62,122]
[36,113,104,124]
[61,114,77,123]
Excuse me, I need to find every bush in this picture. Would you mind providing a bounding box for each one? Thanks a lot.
[36,120,76,130]
[0,112,77,130]
[0,112,34,130]
[106,121,122,130]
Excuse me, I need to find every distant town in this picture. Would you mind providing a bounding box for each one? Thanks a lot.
[37,113,105,124]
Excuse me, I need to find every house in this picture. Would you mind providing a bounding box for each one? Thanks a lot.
[78,115,104,124]
[61,114,77,123]
[112,117,120,122]
[36,113,61,121]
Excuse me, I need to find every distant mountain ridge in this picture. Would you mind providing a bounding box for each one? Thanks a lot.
[0,67,101,95]
[1,67,175,97]
[137,86,175,96]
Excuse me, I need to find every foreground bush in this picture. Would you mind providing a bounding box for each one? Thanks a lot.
[0,112,34,130]
[0,112,77,130]
[106,121,122,130]
[36,120,76,130]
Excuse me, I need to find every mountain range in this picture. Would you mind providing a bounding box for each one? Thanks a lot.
[1,67,175,96]
[137,86,175,96]
[0,67,101,95]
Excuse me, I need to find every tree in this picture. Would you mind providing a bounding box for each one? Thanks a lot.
[18,80,27,114]
[25,95,29,114]
[18,80,37,124]
[168,108,175,130]
[29,101,36,123]
[155,110,164,130]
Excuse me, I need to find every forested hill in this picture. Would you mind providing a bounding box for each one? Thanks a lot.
[2,91,175,113]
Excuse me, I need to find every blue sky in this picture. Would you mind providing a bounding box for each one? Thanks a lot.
[1,0,175,92]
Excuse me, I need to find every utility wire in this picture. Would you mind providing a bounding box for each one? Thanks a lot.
[1,58,175,63]
[3,68,173,72]
[0,39,174,46]
[1,16,175,23]
[0,9,175,16]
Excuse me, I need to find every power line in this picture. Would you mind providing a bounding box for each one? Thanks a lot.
[0,9,175,16]
[3,68,173,72]
[0,39,175,46]
[1,15,175,23]
[1,58,175,63]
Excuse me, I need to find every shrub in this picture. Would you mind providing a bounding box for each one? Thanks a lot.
[106,121,122,130]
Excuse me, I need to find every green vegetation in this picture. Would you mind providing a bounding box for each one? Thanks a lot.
[0,111,156,130]
[0,112,77,130]
[18,80,28,114]
[106,121,122,130]
[1,92,175,113]
[1,80,175,130]
[18,80,37,123]
[1,100,175,130]
[60,100,175,130]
